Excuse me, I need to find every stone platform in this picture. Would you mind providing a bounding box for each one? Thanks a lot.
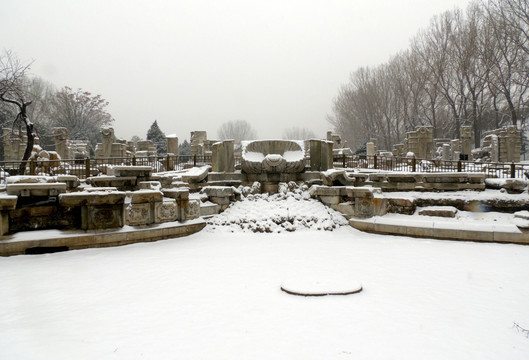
[349,214,529,245]
[0,219,206,256]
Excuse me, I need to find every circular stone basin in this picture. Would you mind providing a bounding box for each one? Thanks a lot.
[281,277,363,297]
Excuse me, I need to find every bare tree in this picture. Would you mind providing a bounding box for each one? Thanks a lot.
[0,50,35,173]
[48,86,114,149]
[282,127,316,140]
[217,120,257,143]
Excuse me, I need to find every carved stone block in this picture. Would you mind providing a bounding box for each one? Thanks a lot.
[154,199,178,223]
[82,204,124,230]
[126,203,153,226]
[184,199,200,220]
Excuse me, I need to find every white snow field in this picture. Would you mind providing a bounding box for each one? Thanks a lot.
[2,193,529,359]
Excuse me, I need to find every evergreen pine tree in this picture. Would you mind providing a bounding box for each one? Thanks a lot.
[146,120,167,155]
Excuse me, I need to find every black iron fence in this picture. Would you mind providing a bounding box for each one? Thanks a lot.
[333,154,529,179]
[1,153,527,184]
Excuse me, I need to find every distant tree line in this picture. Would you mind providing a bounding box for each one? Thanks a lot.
[329,0,529,151]
[0,51,114,161]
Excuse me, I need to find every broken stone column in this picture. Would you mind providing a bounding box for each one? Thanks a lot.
[366,142,376,156]
[505,125,521,162]
[166,135,179,155]
[212,140,234,172]
[309,139,333,171]
[490,134,499,162]
[416,126,433,159]
[101,127,115,158]
[190,131,208,156]
[460,126,472,160]
[406,131,418,157]
[442,144,451,161]
[53,127,68,160]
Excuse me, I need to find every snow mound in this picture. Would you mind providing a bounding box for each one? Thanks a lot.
[281,277,363,296]
[206,182,348,233]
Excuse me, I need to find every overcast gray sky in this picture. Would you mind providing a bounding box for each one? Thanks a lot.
[1,0,470,142]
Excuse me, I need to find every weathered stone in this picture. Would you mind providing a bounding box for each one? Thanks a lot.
[201,186,234,198]
[154,199,178,223]
[138,181,162,190]
[163,188,189,201]
[109,166,152,178]
[0,212,8,236]
[7,183,67,197]
[209,196,230,205]
[129,190,164,204]
[0,195,17,210]
[126,203,153,225]
[184,199,200,220]
[200,201,220,216]
[59,192,126,207]
[241,140,305,174]
[82,204,124,230]
[418,206,458,218]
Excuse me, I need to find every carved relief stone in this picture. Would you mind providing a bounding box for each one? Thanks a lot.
[154,199,178,223]
[126,203,153,225]
[184,199,200,220]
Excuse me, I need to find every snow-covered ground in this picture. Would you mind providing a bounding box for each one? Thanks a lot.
[2,208,529,359]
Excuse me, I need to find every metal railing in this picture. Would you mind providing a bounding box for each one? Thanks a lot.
[333,154,529,179]
[1,153,527,185]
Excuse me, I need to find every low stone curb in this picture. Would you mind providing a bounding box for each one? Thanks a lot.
[0,219,206,256]
[350,216,529,245]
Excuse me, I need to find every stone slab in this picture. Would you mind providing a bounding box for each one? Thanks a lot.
[129,190,164,204]
[201,186,234,197]
[163,188,189,201]
[7,183,67,197]
[0,195,17,210]
[200,201,220,216]
[59,192,126,207]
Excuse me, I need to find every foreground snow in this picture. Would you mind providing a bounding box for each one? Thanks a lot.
[1,226,529,359]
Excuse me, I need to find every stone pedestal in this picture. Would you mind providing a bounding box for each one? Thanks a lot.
[366,142,376,156]
[59,192,126,230]
[126,190,164,226]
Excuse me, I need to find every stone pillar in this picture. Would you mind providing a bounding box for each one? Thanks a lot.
[309,139,333,171]
[450,139,461,160]
[490,134,499,162]
[366,142,376,156]
[212,140,235,172]
[166,135,179,156]
[101,127,115,158]
[416,126,433,159]
[442,144,451,161]
[505,125,521,162]
[460,126,472,160]
[406,131,418,157]
[326,130,333,141]
[190,131,207,156]
[53,127,68,160]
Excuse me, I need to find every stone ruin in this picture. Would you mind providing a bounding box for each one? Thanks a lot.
[190,131,219,156]
[390,125,474,161]
[53,127,90,160]
[327,131,353,156]
[2,128,40,162]
[472,125,521,163]
[94,127,131,159]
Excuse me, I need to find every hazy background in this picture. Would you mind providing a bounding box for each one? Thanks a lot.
[1,0,470,142]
